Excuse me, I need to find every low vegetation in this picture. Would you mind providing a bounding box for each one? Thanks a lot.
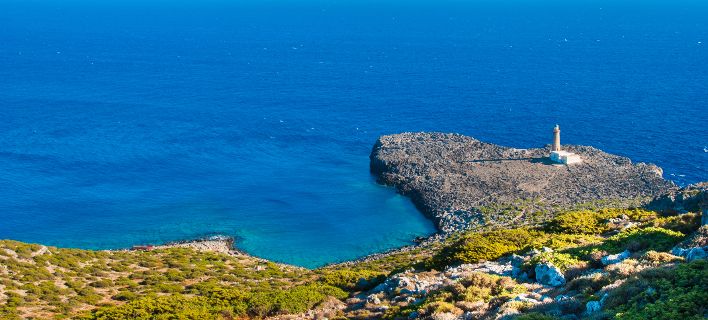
[604,260,707,319]
[0,207,704,319]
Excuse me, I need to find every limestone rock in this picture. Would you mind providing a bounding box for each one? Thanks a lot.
[366,294,381,305]
[586,301,602,313]
[374,273,439,296]
[686,247,707,262]
[430,312,459,320]
[535,263,566,287]
[585,294,608,315]
[513,293,541,304]
[672,226,708,262]
[601,250,631,265]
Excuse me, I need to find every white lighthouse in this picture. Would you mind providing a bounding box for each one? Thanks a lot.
[549,125,582,165]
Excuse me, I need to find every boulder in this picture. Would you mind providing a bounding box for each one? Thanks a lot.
[366,294,381,305]
[601,250,631,265]
[446,261,513,278]
[513,293,541,304]
[585,294,608,315]
[535,263,566,287]
[686,247,707,262]
[586,301,602,313]
[430,312,458,320]
[555,295,572,302]
[374,274,438,296]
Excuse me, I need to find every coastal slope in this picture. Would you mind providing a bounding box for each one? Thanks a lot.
[371,132,675,232]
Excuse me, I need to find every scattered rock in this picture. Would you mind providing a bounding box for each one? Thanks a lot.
[31,245,50,257]
[430,312,458,320]
[555,295,572,302]
[374,273,439,296]
[586,301,602,313]
[671,226,708,262]
[601,250,631,265]
[608,215,638,230]
[535,263,566,287]
[585,294,608,314]
[514,293,541,304]
[677,225,708,248]
[685,247,707,262]
[455,301,486,312]
[446,261,513,278]
[152,237,242,256]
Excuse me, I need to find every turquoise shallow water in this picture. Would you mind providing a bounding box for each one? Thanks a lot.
[0,0,706,268]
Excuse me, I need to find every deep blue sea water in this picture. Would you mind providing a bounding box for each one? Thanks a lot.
[0,0,706,268]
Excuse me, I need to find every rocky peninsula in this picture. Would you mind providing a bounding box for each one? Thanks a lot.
[371,132,675,232]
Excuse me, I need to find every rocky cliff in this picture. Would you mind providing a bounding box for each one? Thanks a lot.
[371,132,675,232]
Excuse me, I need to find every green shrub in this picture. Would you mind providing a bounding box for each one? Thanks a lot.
[433,228,544,266]
[604,208,657,222]
[0,306,21,320]
[424,301,459,314]
[537,233,603,250]
[89,279,112,288]
[319,269,386,291]
[640,251,684,266]
[83,294,216,320]
[525,252,584,272]
[513,313,561,320]
[547,208,658,235]
[651,213,701,234]
[249,283,347,316]
[547,210,609,234]
[111,291,138,301]
[602,227,685,253]
[85,282,346,319]
[605,260,708,319]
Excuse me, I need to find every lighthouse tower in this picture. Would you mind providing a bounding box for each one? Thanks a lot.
[549,125,582,165]
[552,125,561,152]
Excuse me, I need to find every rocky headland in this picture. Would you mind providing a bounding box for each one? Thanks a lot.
[371,132,675,232]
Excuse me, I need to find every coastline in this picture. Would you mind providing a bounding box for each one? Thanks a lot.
[83,133,687,269]
[118,236,325,270]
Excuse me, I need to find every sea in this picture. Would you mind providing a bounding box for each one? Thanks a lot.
[0,0,706,268]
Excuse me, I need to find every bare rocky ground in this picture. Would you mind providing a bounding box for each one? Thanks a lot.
[371,132,675,232]
[152,238,238,255]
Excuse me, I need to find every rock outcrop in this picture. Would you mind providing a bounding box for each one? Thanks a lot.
[601,250,631,266]
[534,263,566,287]
[645,182,708,217]
[672,225,708,262]
[370,132,675,232]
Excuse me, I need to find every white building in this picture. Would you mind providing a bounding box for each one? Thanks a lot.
[550,150,583,164]
[550,125,582,165]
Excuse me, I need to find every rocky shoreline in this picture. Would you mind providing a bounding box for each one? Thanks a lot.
[371,132,676,233]
[149,236,241,255]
